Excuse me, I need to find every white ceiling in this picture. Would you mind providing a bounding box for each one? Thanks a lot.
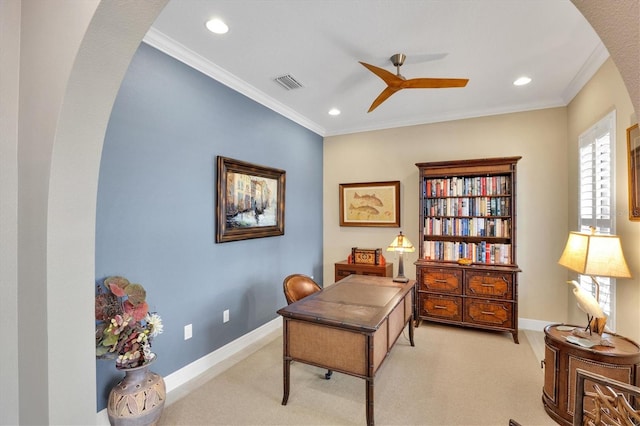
[146,0,607,137]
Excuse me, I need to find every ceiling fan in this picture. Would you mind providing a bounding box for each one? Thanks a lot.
[359,53,469,112]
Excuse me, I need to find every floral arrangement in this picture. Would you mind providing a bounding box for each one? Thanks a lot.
[95,276,163,369]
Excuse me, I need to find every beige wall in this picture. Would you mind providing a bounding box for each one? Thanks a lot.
[324,107,571,325]
[566,58,640,341]
[324,56,640,343]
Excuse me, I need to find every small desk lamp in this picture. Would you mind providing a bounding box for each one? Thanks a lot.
[387,231,415,283]
[558,227,631,335]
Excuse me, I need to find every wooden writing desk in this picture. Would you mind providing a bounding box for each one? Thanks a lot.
[277,274,416,426]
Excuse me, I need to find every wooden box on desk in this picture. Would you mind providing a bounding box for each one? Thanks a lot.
[334,260,393,282]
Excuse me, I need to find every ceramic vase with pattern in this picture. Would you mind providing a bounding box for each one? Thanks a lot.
[107,357,165,426]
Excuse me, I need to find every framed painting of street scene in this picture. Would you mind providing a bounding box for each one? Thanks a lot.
[216,156,285,243]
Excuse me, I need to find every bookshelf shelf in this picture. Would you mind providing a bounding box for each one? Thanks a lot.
[415,156,521,343]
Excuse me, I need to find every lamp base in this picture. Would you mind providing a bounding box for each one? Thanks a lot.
[591,316,607,335]
[572,316,608,338]
[393,253,410,283]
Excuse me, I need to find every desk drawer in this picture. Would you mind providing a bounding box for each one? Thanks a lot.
[420,268,462,295]
[464,298,513,328]
[465,270,513,300]
[419,293,462,321]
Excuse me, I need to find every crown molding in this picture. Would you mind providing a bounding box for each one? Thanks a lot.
[562,41,610,104]
[143,28,326,136]
[142,28,606,138]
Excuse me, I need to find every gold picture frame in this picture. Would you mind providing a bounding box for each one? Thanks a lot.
[627,124,640,221]
[216,156,286,242]
[339,181,400,227]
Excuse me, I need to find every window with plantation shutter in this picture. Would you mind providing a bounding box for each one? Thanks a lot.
[577,110,617,328]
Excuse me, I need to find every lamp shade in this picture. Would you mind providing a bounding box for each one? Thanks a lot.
[558,231,631,279]
[387,231,415,253]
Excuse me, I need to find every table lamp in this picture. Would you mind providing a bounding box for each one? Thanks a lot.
[387,231,415,283]
[558,227,631,335]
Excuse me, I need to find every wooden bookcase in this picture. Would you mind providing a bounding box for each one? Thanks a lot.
[415,156,521,343]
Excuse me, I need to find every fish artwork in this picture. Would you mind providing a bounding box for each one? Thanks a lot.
[349,204,379,217]
[353,192,383,207]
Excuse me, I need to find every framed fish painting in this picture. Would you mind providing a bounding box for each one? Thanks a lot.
[339,181,400,227]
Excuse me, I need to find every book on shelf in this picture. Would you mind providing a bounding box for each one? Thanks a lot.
[423,175,511,198]
[424,197,510,217]
[422,240,512,265]
[423,217,511,238]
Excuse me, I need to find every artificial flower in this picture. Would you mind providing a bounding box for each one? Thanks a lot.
[95,276,162,369]
[146,313,164,338]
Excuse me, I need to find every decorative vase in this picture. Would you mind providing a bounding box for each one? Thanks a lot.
[107,357,166,426]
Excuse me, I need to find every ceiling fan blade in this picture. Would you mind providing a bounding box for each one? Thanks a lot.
[359,61,403,87]
[361,56,468,112]
[406,52,448,64]
[368,86,402,112]
[401,78,469,89]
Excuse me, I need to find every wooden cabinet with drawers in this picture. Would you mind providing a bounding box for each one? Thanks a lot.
[542,324,640,425]
[416,261,519,343]
[415,157,521,343]
[334,260,393,282]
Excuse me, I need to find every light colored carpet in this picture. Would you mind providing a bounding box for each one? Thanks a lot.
[159,323,555,425]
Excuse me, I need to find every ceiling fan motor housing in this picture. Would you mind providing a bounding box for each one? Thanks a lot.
[390,53,406,67]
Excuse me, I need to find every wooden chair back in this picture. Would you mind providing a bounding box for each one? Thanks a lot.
[573,368,640,425]
[283,274,321,305]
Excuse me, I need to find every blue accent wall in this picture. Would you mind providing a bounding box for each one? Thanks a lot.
[95,43,323,410]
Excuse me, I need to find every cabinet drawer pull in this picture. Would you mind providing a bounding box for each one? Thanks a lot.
[434,279,449,283]
[434,305,448,310]
[481,283,495,288]
[481,311,496,316]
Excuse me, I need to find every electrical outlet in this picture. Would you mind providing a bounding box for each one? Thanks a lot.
[223,309,230,323]
[184,324,192,340]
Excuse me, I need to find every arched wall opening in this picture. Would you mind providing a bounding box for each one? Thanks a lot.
[43,1,636,424]
[44,1,167,423]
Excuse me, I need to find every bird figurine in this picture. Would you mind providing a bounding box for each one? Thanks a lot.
[567,280,610,342]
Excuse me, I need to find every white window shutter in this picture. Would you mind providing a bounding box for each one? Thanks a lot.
[577,110,617,328]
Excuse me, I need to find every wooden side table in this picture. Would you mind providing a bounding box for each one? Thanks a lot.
[334,260,393,282]
[542,324,640,425]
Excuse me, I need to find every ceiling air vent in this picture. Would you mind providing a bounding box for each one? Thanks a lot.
[274,74,304,90]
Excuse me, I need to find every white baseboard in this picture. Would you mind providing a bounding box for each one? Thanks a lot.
[519,317,555,332]
[97,317,282,424]
[162,317,282,392]
[97,315,553,423]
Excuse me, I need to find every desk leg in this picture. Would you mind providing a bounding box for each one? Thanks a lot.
[413,285,421,328]
[409,287,416,346]
[366,378,374,426]
[366,333,375,426]
[282,358,290,405]
[282,319,290,406]
[408,316,415,347]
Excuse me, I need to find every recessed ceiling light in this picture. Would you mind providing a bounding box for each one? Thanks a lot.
[328,108,341,116]
[206,18,229,34]
[513,76,532,86]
